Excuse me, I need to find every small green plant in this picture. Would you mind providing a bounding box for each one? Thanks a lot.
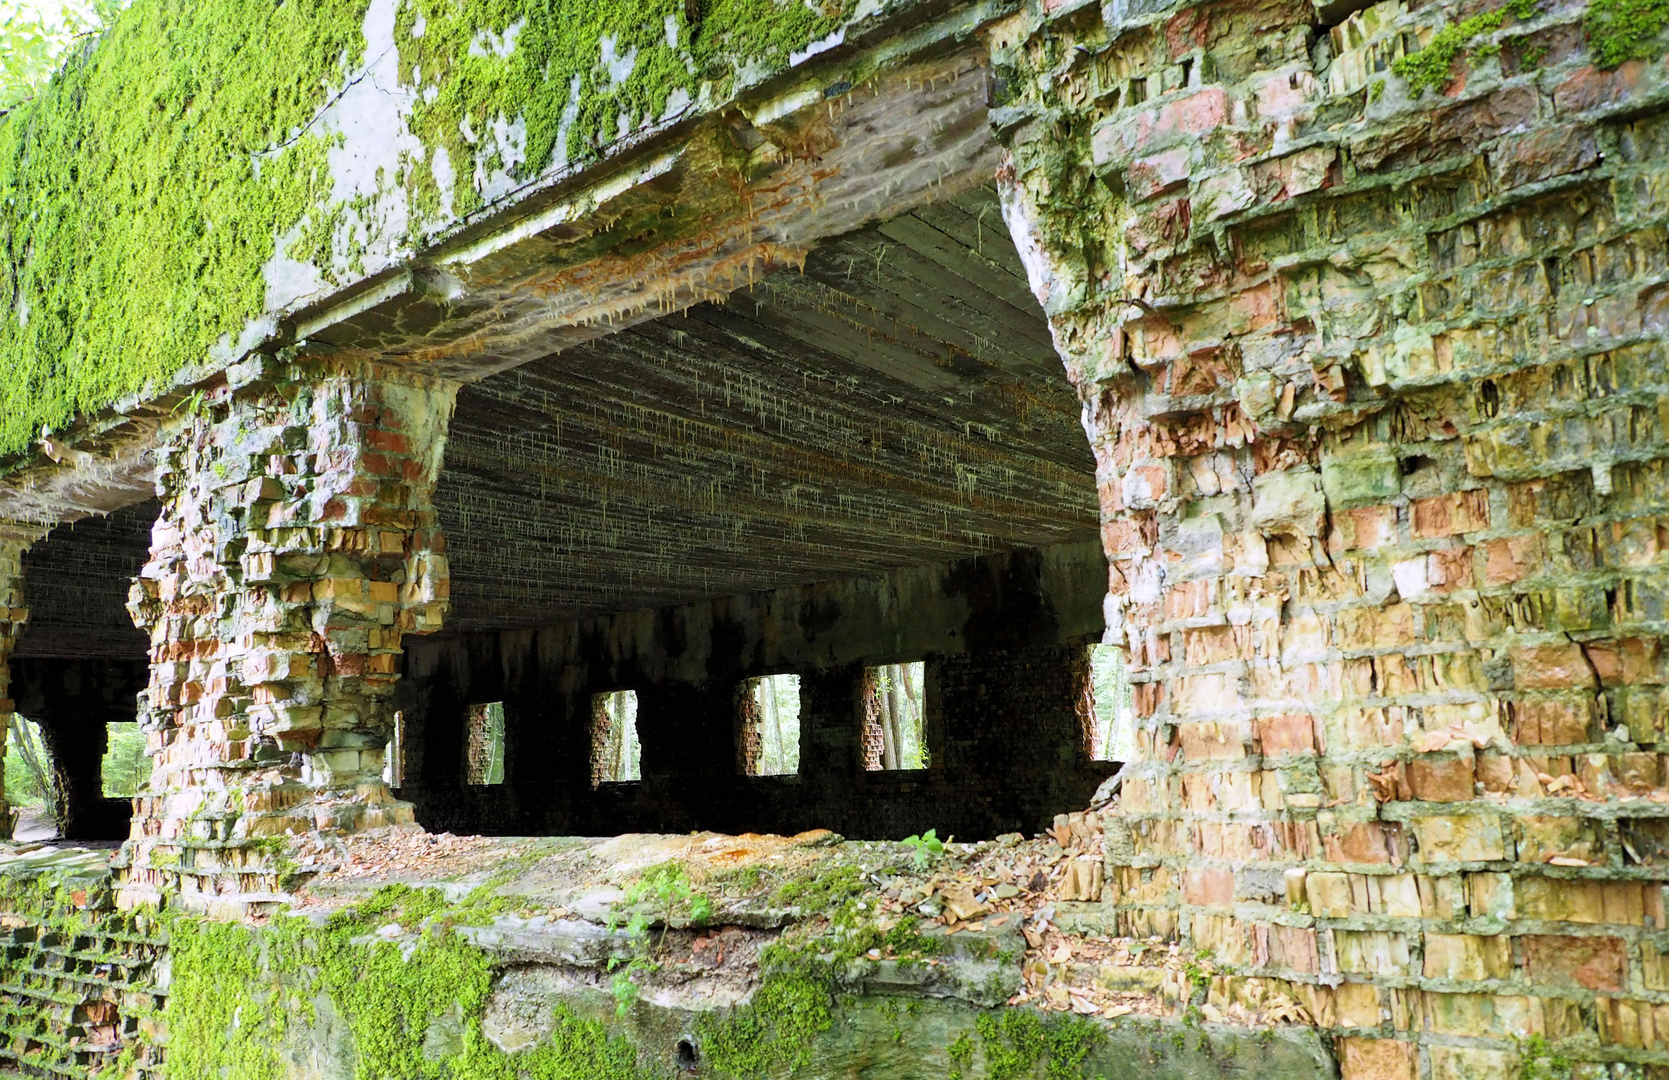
[900,828,952,869]
[1517,1033,1573,1080]
[1392,0,1537,94]
[607,862,713,1015]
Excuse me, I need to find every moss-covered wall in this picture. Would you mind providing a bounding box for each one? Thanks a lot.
[0,848,165,1078]
[0,0,880,465]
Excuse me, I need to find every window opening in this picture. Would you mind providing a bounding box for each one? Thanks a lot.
[466,702,506,786]
[861,662,927,771]
[383,710,405,788]
[591,690,641,786]
[5,715,52,832]
[738,674,801,776]
[1083,643,1134,761]
[101,722,148,797]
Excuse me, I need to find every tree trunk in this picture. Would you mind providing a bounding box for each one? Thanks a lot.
[882,668,904,771]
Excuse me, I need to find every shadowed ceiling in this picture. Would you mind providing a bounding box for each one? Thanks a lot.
[438,185,1098,629]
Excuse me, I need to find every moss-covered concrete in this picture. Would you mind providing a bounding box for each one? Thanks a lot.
[0,0,908,465]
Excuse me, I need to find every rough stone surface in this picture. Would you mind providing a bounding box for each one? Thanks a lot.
[120,358,457,906]
[0,846,163,1078]
[990,0,1669,1074]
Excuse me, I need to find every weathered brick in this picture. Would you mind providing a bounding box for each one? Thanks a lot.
[1338,1038,1417,1080]
[1521,934,1627,991]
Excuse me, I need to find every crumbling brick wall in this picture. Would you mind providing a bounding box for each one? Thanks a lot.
[992,0,1669,1073]
[122,356,456,909]
[0,850,165,1078]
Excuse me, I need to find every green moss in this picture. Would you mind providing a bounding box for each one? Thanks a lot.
[975,1009,1105,1080]
[393,0,852,223]
[1585,0,1669,67]
[0,0,367,461]
[1391,0,1537,95]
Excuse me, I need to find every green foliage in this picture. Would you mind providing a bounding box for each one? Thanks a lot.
[607,861,713,1014]
[100,721,148,797]
[4,714,49,812]
[1391,0,1537,94]
[900,828,951,869]
[1585,0,1669,67]
[0,0,124,109]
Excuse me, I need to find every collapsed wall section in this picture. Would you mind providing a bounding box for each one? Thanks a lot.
[991,0,1669,1073]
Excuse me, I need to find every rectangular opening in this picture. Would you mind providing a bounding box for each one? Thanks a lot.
[591,690,641,786]
[1083,643,1134,762]
[383,710,405,788]
[739,674,802,776]
[465,702,506,786]
[861,662,927,771]
[100,722,148,797]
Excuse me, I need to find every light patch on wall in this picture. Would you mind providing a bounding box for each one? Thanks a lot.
[591,690,640,786]
[862,662,926,771]
[739,674,801,777]
[466,702,506,786]
[383,710,406,788]
[100,722,148,798]
[1083,644,1134,762]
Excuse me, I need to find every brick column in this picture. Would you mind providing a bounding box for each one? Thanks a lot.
[990,2,1669,1076]
[120,357,456,910]
[0,533,28,837]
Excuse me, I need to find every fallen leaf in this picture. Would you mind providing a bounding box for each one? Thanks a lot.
[1548,856,1591,867]
[940,883,988,922]
[1103,1004,1134,1018]
[1051,943,1073,964]
[1070,994,1100,1015]
[1417,730,1453,753]
[1023,927,1044,948]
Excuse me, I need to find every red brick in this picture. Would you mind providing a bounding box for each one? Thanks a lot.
[1258,713,1317,755]
[1512,644,1598,690]
[1521,934,1627,991]
[1408,755,1476,802]
[1183,868,1235,907]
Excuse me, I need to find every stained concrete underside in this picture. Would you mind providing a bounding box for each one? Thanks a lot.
[16,184,1094,645]
[439,184,1096,628]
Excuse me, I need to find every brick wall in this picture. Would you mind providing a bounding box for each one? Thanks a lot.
[0,849,165,1078]
[993,0,1669,1073]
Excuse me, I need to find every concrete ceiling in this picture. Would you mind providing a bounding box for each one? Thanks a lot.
[439,185,1098,629]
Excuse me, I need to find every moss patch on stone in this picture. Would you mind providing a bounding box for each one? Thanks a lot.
[0,0,365,462]
[1585,0,1669,66]
[1391,0,1538,95]
[391,0,853,223]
